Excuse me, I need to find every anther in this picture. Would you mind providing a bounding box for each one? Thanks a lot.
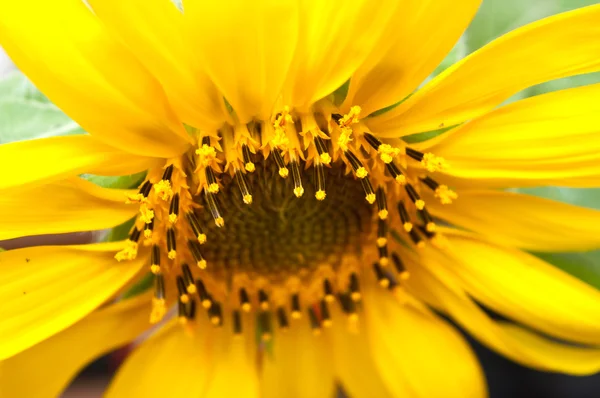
[391,252,410,280]
[315,136,331,164]
[291,293,302,319]
[208,301,223,326]
[420,176,439,191]
[185,300,197,320]
[405,184,425,210]
[115,227,141,261]
[363,132,381,150]
[323,279,335,302]
[386,162,406,185]
[405,147,424,162]
[277,307,289,330]
[349,272,361,301]
[272,149,289,178]
[154,273,165,301]
[195,279,212,308]
[331,113,343,123]
[417,225,437,240]
[397,200,413,232]
[378,245,390,267]
[308,307,321,335]
[186,212,207,244]
[205,190,224,227]
[129,227,141,243]
[376,187,388,220]
[258,289,270,310]
[258,311,274,341]
[360,176,376,204]
[338,293,358,319]
[139,180,153,198]
[233,310,243,335]
[150,274,167,324]
[373,263,390,288]
[188,240,207,269]
[176,276,190,304]
[345,150,368,179]
[418,207,436,232]
[154,165,175,201]
[168,193,180,223]
[202,136,211,146]
[377,219,388,248]
[242,144,255,172]
[181,264,197,294]
[150,245,161,274]
[166,228,177,259]
[291,161,304,197]
[320,300,332,328]
[409,229,425,248]
[205,167,219,194]
[239,288,251,312]
[144,218,154,239]
[314,162,326,200]
[235,170,253,204]
[421,177,458,205]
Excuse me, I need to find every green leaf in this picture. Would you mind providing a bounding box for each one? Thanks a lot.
[104,217,136,243]
[122,273,155,299]
[81,172,146,190]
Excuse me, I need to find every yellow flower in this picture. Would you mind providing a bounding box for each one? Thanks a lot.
[1,1,600,397]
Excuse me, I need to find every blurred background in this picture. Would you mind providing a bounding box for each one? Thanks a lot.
[1,0,600,397]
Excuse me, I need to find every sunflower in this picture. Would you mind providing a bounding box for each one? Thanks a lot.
[1,0,600,397]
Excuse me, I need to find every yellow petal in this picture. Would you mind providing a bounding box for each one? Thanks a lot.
[285,0,399,110]
[363,279,486,398]
[427,190,600,252]
[106,319,212,397]
[87,0,227,130]
[0,135,156,191]
[407,259,600,375]
[440,233,600,346]
[0,242,146,360]
[418,83,600,187]
[0,0,190,158]
[261,318,335,398]
[343,0,481,116]
[183,0,298,122]
[0,178,136,240]
[369,4,600,136]
[0,293,152,398]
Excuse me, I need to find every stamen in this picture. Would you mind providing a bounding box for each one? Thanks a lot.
[418,207,436,232]
[308,307,321,335]
[233,310,243,335]
[338,293,358,320]
[150,245,161,274]
[405,147,424,162]
[115,227,140,261]
[154,165,175,201]
[139,204,155,224]
[168,193,180,223]
[188,240,207,269]
[320,299,332,328]
[186,212,207,244]
[272,149,289,178]
[291,161,304,197]
[409,229,425,248]
[176,276,190,304]
[258,289,270,310]
[315,136,331,164]
[144,218,154,239]
[345,150,368,179]
[291,293,302,319]
[376,187,388,220]
[363,132,381,150]
[128,180,152,203]
[373,262,390,287]
[314,162,326,200]
[195,279,212,309]
[406,148,448,172]
[417,225,437,240]
[205,167,219,194]
[323,279,335,303]
[166,228,177,259]
[181,264,197,294]
[378,245,390,267]
[208,301,223,326]
[377,219,388,248]
[258,311,273,341]
[185,300,197,320]
[205,191,224,227]
[196,141,218,168]
[391,252,410,280]
[349,272,361,301]
[235,170,253,204]
[397,200,413,232]
[242,144,255,172]
[150,274,166,324]
[277,307,289,330]
[386,162,406,185]
[360,176,376,204]
[405,184,425,210]
[239,288,251,312]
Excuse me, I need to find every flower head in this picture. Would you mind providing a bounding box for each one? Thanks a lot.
[2,1,600,397]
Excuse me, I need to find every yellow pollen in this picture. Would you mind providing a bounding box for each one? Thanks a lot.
[421,153,449,172]
[380,257,390,267]
[279,167,289,178]
[399,271,410,281]
[366,193,376,204]
[154,180,173,201]
[435,185,458,204]
[168,213,178,224]
[320,152,332,164]
[272,128,290,150]
[417,241,426,249]
[245,162,256,173]
[180,294,190,304]
[395,174,406,185]
[315,190,326,201]
[242,303,251,312]
[377,144,401,164]
[294,186,305,198]
[426,222,436,232]
[198,234,207,244]
[243,194,253,204]
[376,237,387,248]
[168,250,177,260]
[379,278,390,288]
[196,144,217,167]
[337,128,353,151]
[178,317,188,325]
[144,229,153,239]
[211,316,221,325]
[150,298,166,324]
[378,209,388,220]
[197,259,207,269]
[325,295,335,303]
[313,328,322,336]
[291,311,302,320]
[415,199,425,210]
[348,313,359,322]
[114,241,138,261]
[338,106,361,127]
[208,183,220,194]
[202,299,212,309]
[215,217,225,228]
[126,193,146,204]
[140,204,154,224]
[351,292,361,302]
[404,222,413,232]
[150,265,161,275]
[356,167,368,179]
[262,333,273,342]
[322,319,333,328]
[187,284,197,294]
